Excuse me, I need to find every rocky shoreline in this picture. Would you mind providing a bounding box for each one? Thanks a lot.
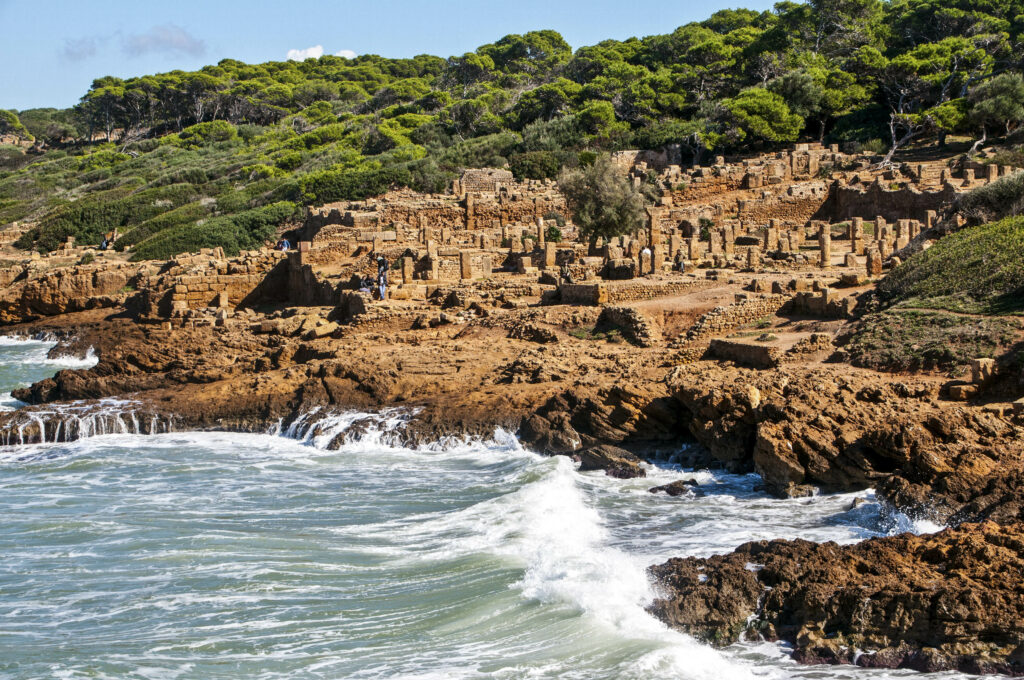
[3,147,1023,674]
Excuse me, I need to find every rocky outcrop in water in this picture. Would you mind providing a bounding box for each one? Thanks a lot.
[649,521,1024,676]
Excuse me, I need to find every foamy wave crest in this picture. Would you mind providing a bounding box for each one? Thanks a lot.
[501,457,759,679]
[0,398,174,448]
[0,334,98,369]
[277,406,422,450]
[44,346,98,369]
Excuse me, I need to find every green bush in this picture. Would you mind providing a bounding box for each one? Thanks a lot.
[0,146,29,171]
[958,171,1024,224]
[843,310,1019,373]
[24,184,200,252]
[176,121,239,148]
[299,165,411,204]
[0,110,32,140]
[509,151,561,180]
[116,201,211,250]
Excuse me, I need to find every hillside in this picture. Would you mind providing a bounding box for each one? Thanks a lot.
[2,0,1024,259]
[878,213,1024,314]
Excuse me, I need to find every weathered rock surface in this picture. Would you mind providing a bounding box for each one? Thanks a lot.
[669,364,1024,522]
[574,444,647,478]
[649,521,1024,675]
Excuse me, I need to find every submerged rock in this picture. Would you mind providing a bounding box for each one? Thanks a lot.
[648,479,702,496]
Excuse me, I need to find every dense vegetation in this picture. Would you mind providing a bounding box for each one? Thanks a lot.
[2,0,1024,259]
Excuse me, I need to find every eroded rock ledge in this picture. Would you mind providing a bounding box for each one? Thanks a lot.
[648,521,1024,675]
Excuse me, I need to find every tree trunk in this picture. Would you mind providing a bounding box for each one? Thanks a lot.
[968,127,987,158]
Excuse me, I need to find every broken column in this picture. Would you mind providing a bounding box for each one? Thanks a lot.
[867,249,883,276]
[819,228,832,268]
[747,247,761,269]
[543,241,556,269]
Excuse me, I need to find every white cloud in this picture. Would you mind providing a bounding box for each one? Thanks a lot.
[334,49,357,59]
[123,24,206,58]
[287,45,324,61]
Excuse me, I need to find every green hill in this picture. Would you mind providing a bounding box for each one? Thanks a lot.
[2,0,1023,260]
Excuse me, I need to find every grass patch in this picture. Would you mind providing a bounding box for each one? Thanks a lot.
[843,310,1020,373]
[569,326,623,343]
[877,215,1024,315]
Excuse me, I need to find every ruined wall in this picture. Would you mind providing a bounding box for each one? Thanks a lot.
[595,305,662,347]
[708,339,781,368]
[675,294,792,349]
[824,181,961,222]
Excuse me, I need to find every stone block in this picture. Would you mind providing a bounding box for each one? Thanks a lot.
[970,358,997,385]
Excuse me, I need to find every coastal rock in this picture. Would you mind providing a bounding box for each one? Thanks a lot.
[648,521,1024,675]
[648,479,701,496]
[574,444,647,478]
[670,364,1024,521]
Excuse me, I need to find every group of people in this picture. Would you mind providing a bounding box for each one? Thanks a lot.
[357,255,389,300]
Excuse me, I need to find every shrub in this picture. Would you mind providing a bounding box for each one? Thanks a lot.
[274,150,303,171]
[176,121,238,148]
[843,310,1019,373]
[23,184,199,252]
[116,201,211,250]
[958,171,1024,224]
[299,165,411,204]
[509,151,560,180]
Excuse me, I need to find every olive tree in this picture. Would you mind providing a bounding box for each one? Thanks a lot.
[557,155,646,248]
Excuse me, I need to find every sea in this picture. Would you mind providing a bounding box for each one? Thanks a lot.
[0,335,991,679]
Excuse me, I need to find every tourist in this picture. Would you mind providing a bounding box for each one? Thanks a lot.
[278,239,290,252]
[377,266,388,301]
[358,276,373,294]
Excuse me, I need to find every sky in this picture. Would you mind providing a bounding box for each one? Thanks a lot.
[0,0,780,111]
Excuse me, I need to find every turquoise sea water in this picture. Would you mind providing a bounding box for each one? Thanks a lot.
[0,337,988,679]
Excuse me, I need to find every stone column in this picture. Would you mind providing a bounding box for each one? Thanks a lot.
[849,217,863,241]
[543,242,556,269]
[866,249,882,276]
[402,256,414,284]
[651,244,664,273]
[722,226,735,256]
[688,235,700,261]
[819,229,831,268]
[747,247,761,269]
[669,234,681,261]
[710,231,723,256]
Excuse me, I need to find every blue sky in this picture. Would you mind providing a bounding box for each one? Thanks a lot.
[0,0,779,111]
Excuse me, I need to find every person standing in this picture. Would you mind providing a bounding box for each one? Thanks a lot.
[376,256,389,301]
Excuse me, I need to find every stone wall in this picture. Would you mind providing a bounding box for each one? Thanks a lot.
[824,180,961,222]
[672,294,792,351]
[708,339,782,368]
[595,306,662,347]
